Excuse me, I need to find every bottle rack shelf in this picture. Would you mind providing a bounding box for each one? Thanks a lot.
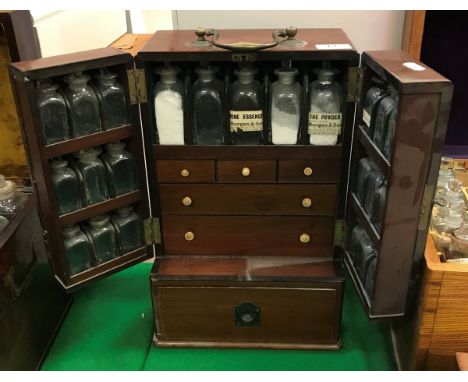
[350,192,381,247]
[355,124,391,178]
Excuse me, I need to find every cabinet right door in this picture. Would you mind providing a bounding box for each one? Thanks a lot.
[344,50,453,319]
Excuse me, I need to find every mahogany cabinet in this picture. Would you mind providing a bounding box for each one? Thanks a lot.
[8,28,453,349]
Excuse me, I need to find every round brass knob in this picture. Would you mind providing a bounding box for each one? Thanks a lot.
[299,233,310,243]
[184,231,195,241]
[241,167,251,177]
[182,196,192,206]
[303,167,313,176]
[180,168,190,177]
[302,197,312,208]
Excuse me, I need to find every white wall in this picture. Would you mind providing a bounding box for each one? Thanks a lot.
[129,10,174,33]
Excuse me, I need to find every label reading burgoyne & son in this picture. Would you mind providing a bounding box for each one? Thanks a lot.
[230,110,263,132]
[308,113,342,135]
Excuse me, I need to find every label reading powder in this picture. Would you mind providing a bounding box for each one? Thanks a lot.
[308,113,342,135]
[362,109,371,127]
[230,110,263,132]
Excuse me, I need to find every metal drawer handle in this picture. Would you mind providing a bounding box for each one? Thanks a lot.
[235,302,260,326]
[302,197,312,208]
[180,169,190,177]
[182,196,192,206]
[241,167,251,177]
[299,233,310,243]
[303,167,313,176]
[184,231,195,241]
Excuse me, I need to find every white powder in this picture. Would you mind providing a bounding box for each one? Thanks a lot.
[271,107,299,145]
[154,89,184,145]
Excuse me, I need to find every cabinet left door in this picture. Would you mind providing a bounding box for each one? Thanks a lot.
[9,47,153,291]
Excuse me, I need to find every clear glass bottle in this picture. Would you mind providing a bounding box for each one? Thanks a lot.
[449,222,468,259]
[50,158,83,215]
[0,175,26,215]
[445,178,464,208]
[362,76,387,132]
[308,65,343,145]
[355,233,378,282]
[270,67,302,145]
[348,225,368,264]
[436,157,455,199]
[230,67,263,145]
[85,214,118,264]
[371,86,398,150]
[354,158,374,205]
[370,185,387,232]
[94,68,129,130]
[153,66,185,145]
[74,147,110,206]
[63,224,93,275]
[36,80,69,145]
[64,72,102,137]
[100,141,138,197]
[382,108,397,160]
[192,66,224,145]
[111,206,144,254]
[364,169,386,215]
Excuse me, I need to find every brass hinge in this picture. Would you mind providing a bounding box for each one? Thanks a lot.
[347,66,362,103]
[334,219,347,247]
[144,217,162,245]
[127,68,148,105]
[418,185,435,231]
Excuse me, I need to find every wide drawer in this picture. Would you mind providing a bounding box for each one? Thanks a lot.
[156,160,215,183]
[161,215,335,256]
[218,160,276,183]
[278,159,340,183]
[159,184,337,215]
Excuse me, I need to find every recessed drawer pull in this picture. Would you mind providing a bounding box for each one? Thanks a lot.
[299,233,310,243]
[241,167,251,177]
[184,231,195,241]
[180,168,190,177]
[303,167,313,176]
[182,196,192,206]
[302,197,312,208]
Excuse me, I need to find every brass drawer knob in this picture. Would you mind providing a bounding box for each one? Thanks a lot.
[180,169,190,177]
[182,196,192,206]
[299,233,310,243]
[303,167,313,176]
[184,231,195,241]
[302,197,312,208]
[241,167,251,177]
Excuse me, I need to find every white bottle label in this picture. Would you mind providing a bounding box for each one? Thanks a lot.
[230,110,263,132]
[308,113,342,135]
[362,109,371,127]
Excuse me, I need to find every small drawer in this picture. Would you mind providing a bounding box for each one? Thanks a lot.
[156,160,214,183]
[278,159,340,183]
[218,160,276,183]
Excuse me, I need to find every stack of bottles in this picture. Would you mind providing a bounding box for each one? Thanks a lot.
[62,206,144,275]
[430,157,468,261]
[152,62,343,146]
[36,69,130,145]
[50,141,138,215]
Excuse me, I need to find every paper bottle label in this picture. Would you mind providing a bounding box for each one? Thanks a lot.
[308,113,342,135]
[230,110,263,132]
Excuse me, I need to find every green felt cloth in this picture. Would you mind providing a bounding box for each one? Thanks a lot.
[41,263,396,371]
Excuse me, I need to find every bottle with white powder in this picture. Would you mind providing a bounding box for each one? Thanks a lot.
[308,65,343,145]
[153,66,185,145]
[270,67,302,145]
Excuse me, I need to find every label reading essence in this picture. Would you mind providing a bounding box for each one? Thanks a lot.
[308,112,342,135]
[230,110,263,132]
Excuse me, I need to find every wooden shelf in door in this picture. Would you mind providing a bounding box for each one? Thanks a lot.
[58,190,141,226]
[350,192,381,247]
[43,124,137,159]
[356,124,391,178]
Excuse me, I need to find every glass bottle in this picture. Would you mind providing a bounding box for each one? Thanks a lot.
[85,214,118,264]
[308,65,343,146]
[230,67,263,145]
[36,80,69,145]
[63,225,93,275]
[192,65,224,145]
[100,141,138,197]
[94,68,129,130]
[50,158,83,215]
[436,157,455,199]
[348,224,368,264]
[355,233,378,282]
[449,222,468,259]
[0,215,9,234]
[364,169,386,215]
[270,67,302,145]
[74,147,110,206]
[64,72,102,137]
[382,108,397,160]
[444,178,464,208]
[354,158,374,205]
[111,206,144,254]
[371,86,398,150]
[370,185,387,232]
[362,76,387,132]
[364,257,377,298]
[153,66,185,145]
[0,175,26,215]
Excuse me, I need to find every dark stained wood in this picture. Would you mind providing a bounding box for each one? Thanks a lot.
[350,193,381,246]
[161,215,334,257]
[217,160,276,183]
[0,11,39,62]
[159,184,337,215]
[156,160,215,183]
[278,159,340,184]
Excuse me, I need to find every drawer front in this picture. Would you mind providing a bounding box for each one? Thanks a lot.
[278,159,341,183]
[218,160,276,183]
[162,215,335,256]
[156,160,215,183]
[159,184,337,215]
[154,282,342,346]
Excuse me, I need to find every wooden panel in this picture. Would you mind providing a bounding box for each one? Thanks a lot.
[218,160,276,183]
[156,160,214,184]
[159,184,337,215]
[278,159,340,183]
[401,11,426,60]
[161,215,334,256]
[426,350,457,371]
